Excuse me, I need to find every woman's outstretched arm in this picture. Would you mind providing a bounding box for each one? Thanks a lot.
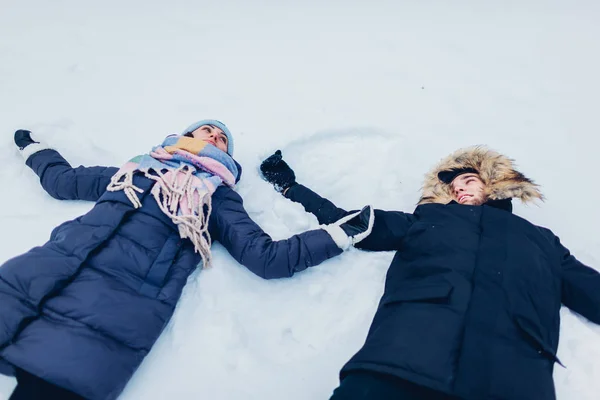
[208,187,346,279]
[16,130,118,201]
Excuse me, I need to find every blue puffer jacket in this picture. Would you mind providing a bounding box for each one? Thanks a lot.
[285,183,600,400]
[0,150,342,400]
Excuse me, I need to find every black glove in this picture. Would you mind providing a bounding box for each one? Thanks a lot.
[339,205,374,240]
[14,130,39,150]
[260,150,297,193]
[323,205,374,249]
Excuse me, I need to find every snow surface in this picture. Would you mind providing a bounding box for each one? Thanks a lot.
[1,0,600,398]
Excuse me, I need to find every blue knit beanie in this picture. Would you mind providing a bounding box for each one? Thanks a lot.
[181,119,234,155]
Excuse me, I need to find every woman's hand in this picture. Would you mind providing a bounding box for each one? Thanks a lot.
[322,205,375,250]
[14,129,38,150]
[260,150,297,193]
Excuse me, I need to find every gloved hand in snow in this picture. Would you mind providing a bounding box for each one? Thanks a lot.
[323,205,375,250]
[260,150,297,193]
[14,130,38,150]
[14,129,51,161]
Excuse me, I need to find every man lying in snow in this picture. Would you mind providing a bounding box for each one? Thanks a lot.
[261,147,600,400]
[0,122,374,400]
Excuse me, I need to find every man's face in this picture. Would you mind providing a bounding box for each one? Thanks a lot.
[451,173,486,205]
[184,124,229,153]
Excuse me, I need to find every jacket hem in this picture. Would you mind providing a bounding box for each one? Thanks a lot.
[340,362,455,398]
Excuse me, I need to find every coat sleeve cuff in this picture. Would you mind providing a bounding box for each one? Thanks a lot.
[282,183,300,198]
[20,142,54,161]
[321,225,351,250]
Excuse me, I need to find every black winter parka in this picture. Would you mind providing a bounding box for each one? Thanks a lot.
[286,183,600,400]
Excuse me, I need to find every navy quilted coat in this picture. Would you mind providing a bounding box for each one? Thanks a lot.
[285,184,600,400]
[0,150,342,400]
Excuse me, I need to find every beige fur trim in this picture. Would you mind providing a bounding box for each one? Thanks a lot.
[418,146,543,205]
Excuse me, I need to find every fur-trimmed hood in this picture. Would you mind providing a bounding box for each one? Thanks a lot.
[418,146,543,205]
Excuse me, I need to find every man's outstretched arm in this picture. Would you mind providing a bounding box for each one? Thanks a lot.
[557,236,600,324]
[260,150,415,252]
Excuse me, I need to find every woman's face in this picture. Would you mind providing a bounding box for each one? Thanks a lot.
[184,125,229,153]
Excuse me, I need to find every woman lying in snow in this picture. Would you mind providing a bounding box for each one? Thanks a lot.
[0,121,374,400]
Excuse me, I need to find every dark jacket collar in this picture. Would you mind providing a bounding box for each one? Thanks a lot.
[485,198,513,212]
[447,198,513,213]
[233,160,243,183]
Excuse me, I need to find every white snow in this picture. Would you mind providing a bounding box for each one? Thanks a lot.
[1,0,599,398]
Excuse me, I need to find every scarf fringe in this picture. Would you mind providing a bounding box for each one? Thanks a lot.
[107,166,213,268]
[107,170,144,208]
